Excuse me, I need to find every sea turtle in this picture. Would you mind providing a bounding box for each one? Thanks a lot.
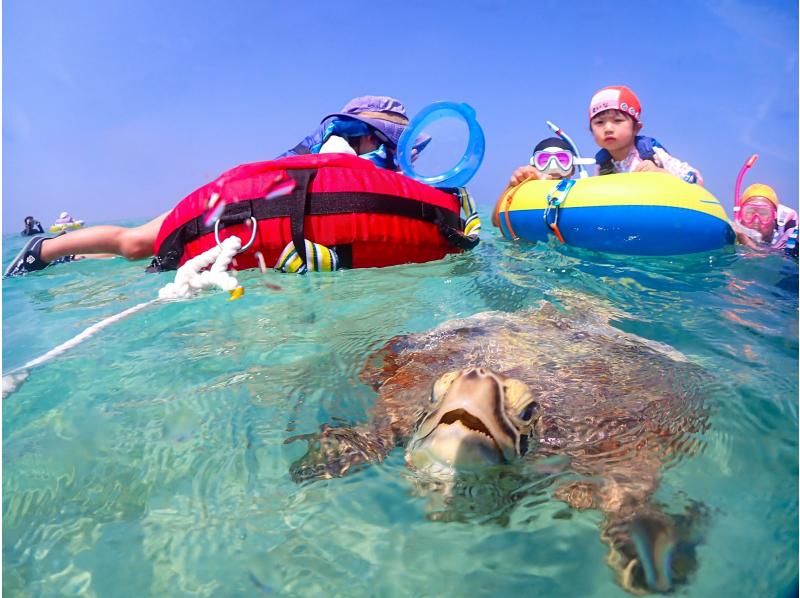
[287,301,711,594]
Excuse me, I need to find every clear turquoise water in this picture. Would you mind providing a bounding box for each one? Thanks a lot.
[3,212,798,597]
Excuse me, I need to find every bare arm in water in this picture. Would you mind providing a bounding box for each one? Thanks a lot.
[39,211,170,263]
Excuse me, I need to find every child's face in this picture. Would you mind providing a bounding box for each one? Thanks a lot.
[740,198,776,238]
[531,148,575,179]
[590,110,640,153]
[352,134,382,155]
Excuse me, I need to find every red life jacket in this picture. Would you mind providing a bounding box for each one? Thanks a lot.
[150,153,475,272]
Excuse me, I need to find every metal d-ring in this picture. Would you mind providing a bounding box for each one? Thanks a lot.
[214,217,258,253]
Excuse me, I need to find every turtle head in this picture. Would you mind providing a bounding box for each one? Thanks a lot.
[406,367,540,474]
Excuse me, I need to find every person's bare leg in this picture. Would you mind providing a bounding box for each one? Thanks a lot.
[39,212,169,263]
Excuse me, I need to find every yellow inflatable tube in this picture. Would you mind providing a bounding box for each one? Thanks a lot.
[49,221,85,234]
[497,172,734,255]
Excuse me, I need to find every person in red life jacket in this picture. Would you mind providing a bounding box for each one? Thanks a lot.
[281,95,430,169]
[734,183,798,259]
[4,96,426,277]
[491,137,580,227]
[589,85,703,184]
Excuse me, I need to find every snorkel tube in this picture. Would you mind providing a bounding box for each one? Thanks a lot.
[733,153,758,223]
[546,120,592,179]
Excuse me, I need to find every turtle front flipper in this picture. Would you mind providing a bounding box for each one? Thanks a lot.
[560,453,709,595]
[553,479,684,592]
[604,502,710,595]
[286,424,395,483]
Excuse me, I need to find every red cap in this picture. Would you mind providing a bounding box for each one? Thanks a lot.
[589,86,642,122]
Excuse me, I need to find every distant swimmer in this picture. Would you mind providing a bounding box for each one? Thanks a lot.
[734,184,798,260]
[22,216,44,236]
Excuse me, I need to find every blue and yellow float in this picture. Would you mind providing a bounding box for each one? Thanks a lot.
[497,172,735,255]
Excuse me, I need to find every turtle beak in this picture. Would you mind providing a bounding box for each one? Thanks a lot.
[407,368,520,471]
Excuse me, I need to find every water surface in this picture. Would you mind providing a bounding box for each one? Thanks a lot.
[3,215,797,596]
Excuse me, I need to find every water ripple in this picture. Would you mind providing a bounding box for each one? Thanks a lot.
[3,221,797,596]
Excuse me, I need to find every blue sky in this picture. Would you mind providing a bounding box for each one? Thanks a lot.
[3,0,797,232]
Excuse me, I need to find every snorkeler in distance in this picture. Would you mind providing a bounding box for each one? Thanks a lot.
[734,183,798,259]
[53,211,78,225]
[21,216,44,236]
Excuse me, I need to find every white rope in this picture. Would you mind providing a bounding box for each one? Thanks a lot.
[3,237,244,399]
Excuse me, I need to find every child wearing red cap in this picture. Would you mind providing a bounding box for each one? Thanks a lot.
[589,86,703,185]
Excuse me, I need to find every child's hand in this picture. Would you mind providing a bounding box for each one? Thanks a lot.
[633,161,666,174]
[736,231,758,248]
[509,165,543,187]
[732,222,760,248]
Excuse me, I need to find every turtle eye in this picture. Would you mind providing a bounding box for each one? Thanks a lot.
[518,402,538,422]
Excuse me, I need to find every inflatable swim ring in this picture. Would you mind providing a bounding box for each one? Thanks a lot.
[49,220,85,233]
[150,153,477,272]
[497,172,734,255]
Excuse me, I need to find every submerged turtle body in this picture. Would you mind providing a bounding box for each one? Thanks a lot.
[289,301,710,593]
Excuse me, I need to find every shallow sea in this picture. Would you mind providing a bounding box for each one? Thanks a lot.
[3,212,798,596]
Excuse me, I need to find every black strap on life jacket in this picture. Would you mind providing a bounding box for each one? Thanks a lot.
[147,169,467,272]
[289,169,316,267]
